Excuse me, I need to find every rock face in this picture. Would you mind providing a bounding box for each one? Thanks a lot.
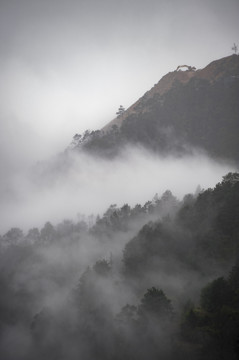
[71,55,239,161]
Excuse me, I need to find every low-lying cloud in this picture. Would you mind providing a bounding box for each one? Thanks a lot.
[0,145,236,234]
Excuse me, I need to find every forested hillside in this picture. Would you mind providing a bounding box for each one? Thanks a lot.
[0,173,239,359]
[71,55,239,161]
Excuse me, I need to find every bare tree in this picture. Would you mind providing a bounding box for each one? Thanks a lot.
[232,43,238,54]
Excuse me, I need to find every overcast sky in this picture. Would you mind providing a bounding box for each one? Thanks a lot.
[0,0,238,161]
[0,0,238,232]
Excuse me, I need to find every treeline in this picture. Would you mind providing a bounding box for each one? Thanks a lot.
[0,188,179,247]
[0,172,239,359]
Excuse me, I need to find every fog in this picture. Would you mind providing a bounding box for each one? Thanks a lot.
[0,0,238,233]
[0,146,235,234]
[0,146,237,359]
[0,1,239,358]
[0,0,238,157]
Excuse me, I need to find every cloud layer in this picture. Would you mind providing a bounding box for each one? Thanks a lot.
[0,146,235,234]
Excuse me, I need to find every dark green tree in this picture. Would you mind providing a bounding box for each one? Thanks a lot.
[200,277,233,312]
[138,287,173,320]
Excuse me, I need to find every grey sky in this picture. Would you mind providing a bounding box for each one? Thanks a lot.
[0,0,238,159]
[0,0,238,232]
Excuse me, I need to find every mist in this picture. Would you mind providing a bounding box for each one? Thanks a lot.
[0,0,238,158]
[0,146,235,234]
[0,150,238,359]
[0,1,239,358]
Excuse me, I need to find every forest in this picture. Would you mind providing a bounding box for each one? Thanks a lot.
[0,172,239,359]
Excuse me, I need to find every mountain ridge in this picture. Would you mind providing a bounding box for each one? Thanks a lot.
[70,54,239,161]
[102,54,239,132]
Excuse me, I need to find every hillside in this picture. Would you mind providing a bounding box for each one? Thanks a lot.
[70,55,239,161]
[1,172,239,359]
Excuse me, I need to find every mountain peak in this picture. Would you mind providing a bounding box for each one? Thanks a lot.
[71,54,239,161]
[102,66,196,132]
[196,54,239,82]
[102,55,239,132]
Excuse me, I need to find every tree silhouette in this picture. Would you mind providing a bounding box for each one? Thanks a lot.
[138,287,173,321]
[232,43,238,54]
[116,105,125,117]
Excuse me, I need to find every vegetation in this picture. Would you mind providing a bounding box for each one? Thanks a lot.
[71,56,239,162]
[116,105,125,117]
[0,173,239,359]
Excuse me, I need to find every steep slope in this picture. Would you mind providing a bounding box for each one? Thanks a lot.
[71,55,239,161]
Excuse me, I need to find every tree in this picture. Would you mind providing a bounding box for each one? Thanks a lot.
[40,222,56,243]
[56,219,74,237]
[200,277,233,312]
[138,287,173,321]
[26,227,40,242]
[232,43,238,54]
[222,172,239,185]
[183,273,239,360]
[116,304,137,325]
[2,227,23,246]
[93,259,111,276]
[136,288,174,360]
[116,105,125,117]
[228,263,239,295]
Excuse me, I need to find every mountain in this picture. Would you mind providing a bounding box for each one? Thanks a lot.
[70,54,239,161]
